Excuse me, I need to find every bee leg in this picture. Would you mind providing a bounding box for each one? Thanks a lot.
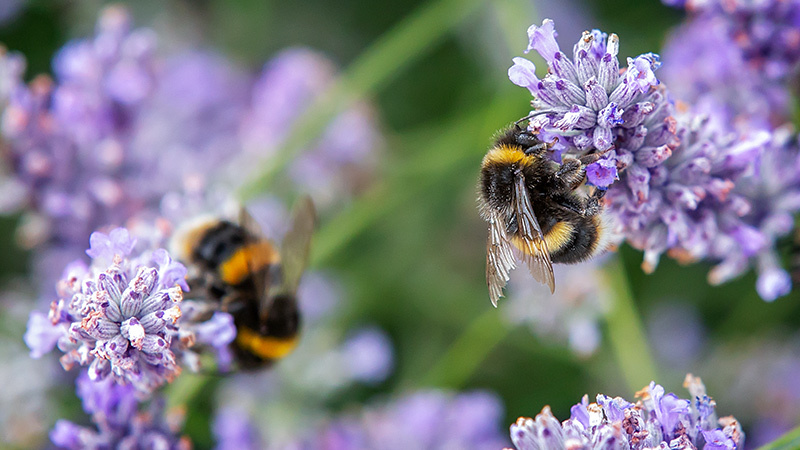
[576,146,613,166]
[583,188,606,217]
[555,159,587,189]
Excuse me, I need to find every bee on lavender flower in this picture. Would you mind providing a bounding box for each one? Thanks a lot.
[171,197,315,369]
[478,122,611,306]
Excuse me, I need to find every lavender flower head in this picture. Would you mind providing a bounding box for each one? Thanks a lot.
[605,102,770,276]
[214,390,509,449]
[50,371,190,449]
[25,228,189,394]
[720,126,800,301]
[509,19,678,189]
[660,14,789,126]
[665,0,800,86]
[0,6,159,248]
[509,375,743,450]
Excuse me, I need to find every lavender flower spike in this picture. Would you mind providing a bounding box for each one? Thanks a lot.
[510,20,677,189]
[509,375,744,450]
[51,371,190,449]
[29,228,187,394]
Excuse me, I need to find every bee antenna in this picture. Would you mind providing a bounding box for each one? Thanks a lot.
[514,111,551,127]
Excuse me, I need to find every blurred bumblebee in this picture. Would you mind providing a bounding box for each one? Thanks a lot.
[172,197,315,369]
[478,123,610,306]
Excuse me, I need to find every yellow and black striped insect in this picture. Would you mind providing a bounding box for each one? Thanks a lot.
[478,124,610,306]
[172,198,315,369]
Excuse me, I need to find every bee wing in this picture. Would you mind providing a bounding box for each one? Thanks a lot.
[276,196,316,297]
[237,206,276,317]
[486,212,517,307]
[513,174,555,294]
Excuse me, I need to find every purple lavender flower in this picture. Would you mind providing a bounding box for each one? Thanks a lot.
[717,126,800,301]
[236,48,383,212]
[214,390,509,449]
[509,19,678,189]
[606,102,769,276]
[665,0,800,87]
[1,6,159,250]
[212,407,263,450]
[340,326,394,383]
[660,15,789,126]
[25,224,238,388]
[509,375,744,450]
[50,371,190,449]
[41,228,185,393]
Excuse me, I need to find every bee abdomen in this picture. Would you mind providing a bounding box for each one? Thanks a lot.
[547,215,606,264]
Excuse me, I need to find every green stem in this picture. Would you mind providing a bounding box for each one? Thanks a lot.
[757,425,800,450]
[602,255,659,394]
[165,372,215,410]
[237,0,489,201]
[418,308,513,388]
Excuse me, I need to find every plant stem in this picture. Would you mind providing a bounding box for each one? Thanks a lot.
[419,308,512,388]
[602,255,659,394]
[757,425,800,450]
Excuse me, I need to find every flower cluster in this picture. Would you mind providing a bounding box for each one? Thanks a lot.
[214,390,509,449]
[24,227,235,394]
[725,127,800,300]
[659,15,789,126]
[1,6,159,249]
[605,102,769,275]
[51,372,189,449]
[509,19,678,189]
[664,0,800,87]
[509,375,743,450]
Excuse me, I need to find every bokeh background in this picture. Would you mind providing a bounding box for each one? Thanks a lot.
[1,0,799,448]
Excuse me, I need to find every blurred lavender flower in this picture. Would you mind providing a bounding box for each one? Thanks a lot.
[214,390,509,449]
[238,48,382,212]
[660,15,789,126]
[646,302,707,370]
[0,0,24,25]
[665,0,800,87]
[509,19,677,188]
[509,375,743,450]
[1,6,159,249]
[503,259,609,356]
[213,407,263,450]
[699,334,800,447]
[719,126,800,301]
[51,371,190,449]
[339,326,395,383]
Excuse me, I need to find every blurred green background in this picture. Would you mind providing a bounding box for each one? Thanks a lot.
[3,0,800,448]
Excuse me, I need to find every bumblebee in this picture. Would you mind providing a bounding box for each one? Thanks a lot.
[478,124,610,306]
[172,198,315,369]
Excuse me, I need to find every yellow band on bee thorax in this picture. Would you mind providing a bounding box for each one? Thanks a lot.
[218,242,280,285]
[481,145,537,168]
